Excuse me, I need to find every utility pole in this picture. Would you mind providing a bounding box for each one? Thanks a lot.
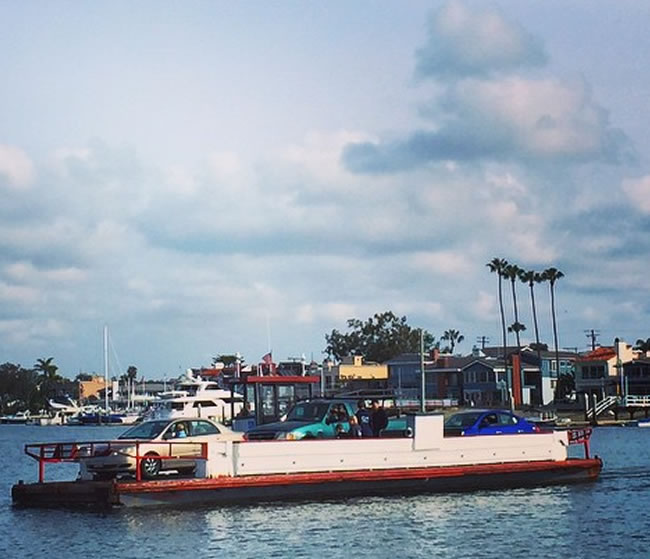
[584,329,600,351]
[103,325,109,413]
[476,336,489,350]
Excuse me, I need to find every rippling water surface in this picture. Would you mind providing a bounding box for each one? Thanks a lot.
[1,424,649,559]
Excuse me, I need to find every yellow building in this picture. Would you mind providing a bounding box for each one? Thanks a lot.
[78,376,107,402]
[337,356,388,381]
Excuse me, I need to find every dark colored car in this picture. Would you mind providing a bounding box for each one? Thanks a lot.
[244,398,408,441]
[443,410,540,437]
[244,399,358,441]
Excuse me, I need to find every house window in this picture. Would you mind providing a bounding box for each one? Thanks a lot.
[586,365,605,379]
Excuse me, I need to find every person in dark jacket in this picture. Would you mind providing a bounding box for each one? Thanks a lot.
[370,399,388,437]
[355,399,373,437]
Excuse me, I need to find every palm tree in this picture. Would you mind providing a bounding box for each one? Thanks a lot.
[635,338,650,354]
[503,263,524,349]
[508,322,527,337]
[34,357,63,400]
[34,357,59,381]
[487,258,509,399]
[442,329,465,354]
[123,365,138,407]
[520,269,544,357]
[543,267,564,388]
[127,365,138,382]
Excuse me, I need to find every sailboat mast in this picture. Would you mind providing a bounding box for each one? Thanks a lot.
[104,325,109,412]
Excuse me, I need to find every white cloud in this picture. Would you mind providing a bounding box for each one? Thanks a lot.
[296,302,358,325]
[0,145,34,189]
[448,76,621,160]
[0,318,67,347]
[409,250,472,277]
[50,147,92,176]
[474,290,496,321]
[416,0,546,78]
[0,282,40,305]
[622,175,650,213]
[4,261,86,284]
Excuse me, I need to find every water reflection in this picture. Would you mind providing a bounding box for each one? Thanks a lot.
[1,425,650,558]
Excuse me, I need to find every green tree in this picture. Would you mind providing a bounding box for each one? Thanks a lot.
[0,362,41,413]
[556,371,576,401]
[34,357,63,401]
[213,354,245,367]
[441,329,464,354]
[635,338,650,353]
[324,311,437,363]
[543,267,564,396]
[487,258,509,395]
[127,365,138,382]
[508,322,527,338]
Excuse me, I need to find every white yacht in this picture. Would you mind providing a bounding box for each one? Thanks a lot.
[145,371,245,423]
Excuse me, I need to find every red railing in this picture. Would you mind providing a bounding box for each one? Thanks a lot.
[567,428,593,459]
[24,440,208,483]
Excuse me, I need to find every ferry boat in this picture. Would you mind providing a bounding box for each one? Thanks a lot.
[11,413,601,509]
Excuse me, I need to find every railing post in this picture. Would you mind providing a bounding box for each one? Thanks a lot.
[135,441,141,482]
[39,446,45,483]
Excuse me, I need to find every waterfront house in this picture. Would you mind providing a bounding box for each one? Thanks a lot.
[536,349,580,405]
[386,351,437,402]
[387,346,560,408]
[574,340,636,401]
[622,357,650,396]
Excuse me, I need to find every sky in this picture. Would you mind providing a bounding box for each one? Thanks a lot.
[1,1,649,380]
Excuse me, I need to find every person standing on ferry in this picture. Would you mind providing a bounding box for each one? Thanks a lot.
[370,399,388,437]
[355,399,373,437]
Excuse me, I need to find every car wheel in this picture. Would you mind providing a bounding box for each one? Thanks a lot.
[303,433,315,439]
[140,452,161,479]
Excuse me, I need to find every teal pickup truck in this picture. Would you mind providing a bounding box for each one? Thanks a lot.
[243,398,407,441]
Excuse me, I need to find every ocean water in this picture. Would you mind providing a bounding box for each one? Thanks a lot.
[1,424,649,559]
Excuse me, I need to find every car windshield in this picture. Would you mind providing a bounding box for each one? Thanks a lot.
[118,420,169,440]
[445,412,483,428]
[286,402,331,422]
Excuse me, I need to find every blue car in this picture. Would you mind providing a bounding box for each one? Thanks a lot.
[444,410,540,437]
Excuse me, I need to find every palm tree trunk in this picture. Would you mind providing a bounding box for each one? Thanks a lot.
[498,274,509,400]
[530,283,540,351]
[550,283,560,394]
[511,280,521,348]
